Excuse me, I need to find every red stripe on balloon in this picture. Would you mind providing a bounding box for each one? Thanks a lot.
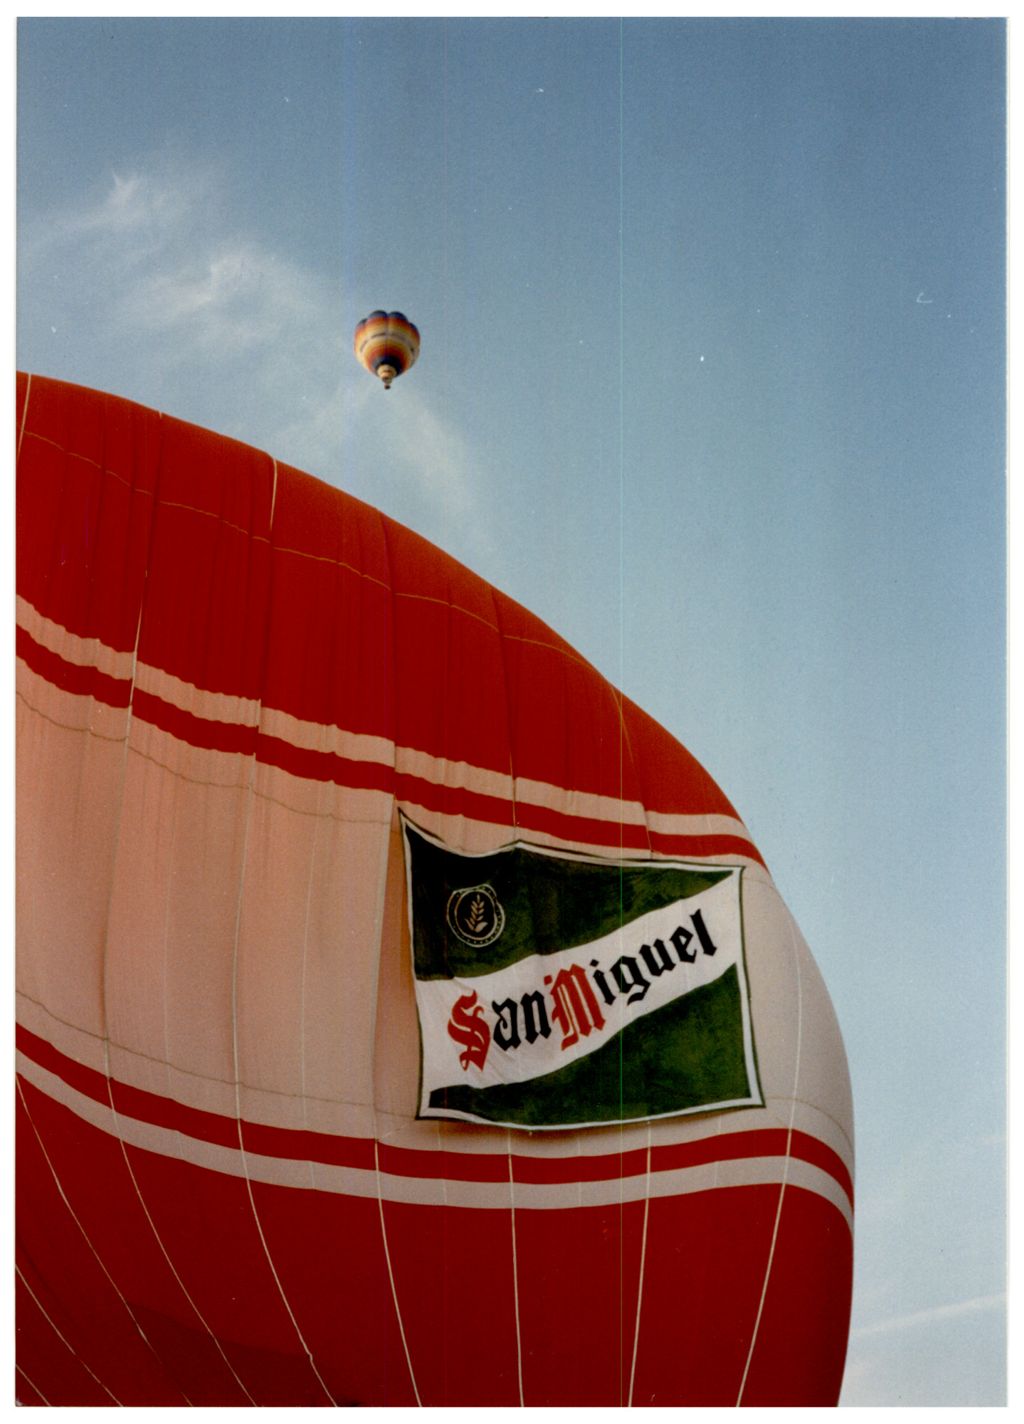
[240,1121,377,1171]
[17,630,766,866]
[17,1084,851,1405]
[18,1082,258,1403]
[18,1026,112,1108]
[16,1092,195,1405]
[16,374,746,829]
[16,626,132,709]
[16,1026,850,1208]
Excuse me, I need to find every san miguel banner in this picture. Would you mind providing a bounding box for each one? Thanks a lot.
[403,820,763,1130]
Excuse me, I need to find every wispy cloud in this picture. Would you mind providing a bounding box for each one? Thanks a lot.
[853,1292,1005,1339]
[389,387,477,521]
[21,161,337,439]
[19,161,490,564]
[69,169,196,237]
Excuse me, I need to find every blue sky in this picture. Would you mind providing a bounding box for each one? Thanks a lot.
[16,16,1006,1406]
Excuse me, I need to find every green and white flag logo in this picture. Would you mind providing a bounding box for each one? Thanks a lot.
[403,819,763,1131]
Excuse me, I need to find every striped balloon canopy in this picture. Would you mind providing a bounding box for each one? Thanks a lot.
[16,374,853,1407]
[353,310,420,389]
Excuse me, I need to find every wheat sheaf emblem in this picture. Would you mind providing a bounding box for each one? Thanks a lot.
[446,882,506,948]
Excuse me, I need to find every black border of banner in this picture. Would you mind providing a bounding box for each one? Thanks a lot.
[399,811,764,1132]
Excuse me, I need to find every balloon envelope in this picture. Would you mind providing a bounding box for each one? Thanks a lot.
[353,309,419,388]
[16,373,853,1406]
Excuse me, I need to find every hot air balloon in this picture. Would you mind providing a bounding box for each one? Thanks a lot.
[353,310,419,389]
[16,372,853,1407]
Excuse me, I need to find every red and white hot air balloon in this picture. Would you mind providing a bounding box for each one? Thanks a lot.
[16,373,853,1406]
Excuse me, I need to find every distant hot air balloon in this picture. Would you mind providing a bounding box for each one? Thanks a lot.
[16,373,853,1407]
[353,310,419,389]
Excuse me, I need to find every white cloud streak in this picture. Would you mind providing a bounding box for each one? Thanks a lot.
[852,1292,1005,1339]
[22,163,337,438]
[19,162,490,563]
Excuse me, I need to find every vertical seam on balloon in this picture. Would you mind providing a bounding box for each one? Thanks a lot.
[507,1142,526,1405]
[735,905,803,1404]
[85,406,247,1398]
[17,371,32,460]
[489,583,526,1403]
[15,1263,122,1405]
[159,785,176,1180]
[293,463,323,1194]
[371,513,423,1406]
[88,411,194,1371]
[489,589,518,832]
[101,860,258,1394]
[227,456,338,1404]
[297,781,320,1191]
[374,1138,423,1405]
[487,578,524,1401]
[614,692,654,1409]
[269,457,279,526]
[366,816,409,1369]
[99,397,153,1078]
[235,1149,337,1401]
[15,1076,193,1404]
[627,1123,651,1406]
[102,392,151,1008]
[105,1093,259,1402]
[16,1363,51,1406]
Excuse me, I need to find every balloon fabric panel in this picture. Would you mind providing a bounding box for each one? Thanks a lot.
[16,374,853,1406]
[353,312,421,387]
